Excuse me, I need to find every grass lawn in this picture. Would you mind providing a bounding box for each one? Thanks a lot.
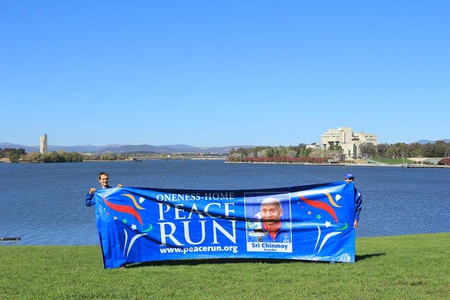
[0,233,448,299]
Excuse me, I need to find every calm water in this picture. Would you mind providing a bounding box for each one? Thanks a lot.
[1,160,449,245]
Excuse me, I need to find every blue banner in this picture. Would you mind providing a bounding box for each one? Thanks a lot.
[93,182,355,269]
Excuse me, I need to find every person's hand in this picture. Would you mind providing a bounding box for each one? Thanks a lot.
[353,220,359,228]
[117,184,123,188]
[89,188,96,194]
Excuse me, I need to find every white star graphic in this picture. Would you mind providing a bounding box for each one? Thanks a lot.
[131,224,137,230]
[324,221,331,228]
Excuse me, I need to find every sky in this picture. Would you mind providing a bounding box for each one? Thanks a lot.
[1,1,449,147]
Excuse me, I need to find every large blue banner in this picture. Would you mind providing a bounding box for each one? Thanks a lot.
[93,182,356,269]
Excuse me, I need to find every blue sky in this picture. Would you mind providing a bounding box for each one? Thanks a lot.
[1,1,449,147]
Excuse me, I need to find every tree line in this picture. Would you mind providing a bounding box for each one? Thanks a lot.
[227,140,450,164]
[0,148,86,163]
[2,140,449,164]
[0,148,121,163]
[358,140,450,159]
[0,149,216,163]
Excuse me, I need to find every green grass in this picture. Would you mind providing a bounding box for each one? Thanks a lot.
[1,233,448,299]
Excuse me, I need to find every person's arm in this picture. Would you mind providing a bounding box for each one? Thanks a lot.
[85,188,96,206]
[354,189,362,228]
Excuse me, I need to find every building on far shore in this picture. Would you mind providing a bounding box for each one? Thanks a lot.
[320,127,377,160]
[40,133,48,154]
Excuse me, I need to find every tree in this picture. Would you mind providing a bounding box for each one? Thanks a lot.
[264,147,277,158]
[407,143,424,158]
[422,143,435,157]
[434,140,447,157]
[17,148,26,155]
[42,152,64,163]
[359,143,376,158]
[100,152,117,161]
[9,154,20,163]
[23,151,42,162]
[376,143,389,158]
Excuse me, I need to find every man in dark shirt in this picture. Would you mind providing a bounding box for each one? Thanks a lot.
[344,173,363,228]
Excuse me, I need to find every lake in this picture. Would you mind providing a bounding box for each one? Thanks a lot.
[0,160,449,245]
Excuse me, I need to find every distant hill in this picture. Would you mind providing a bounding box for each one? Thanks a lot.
[94,144,253,154]
[0,142,250,155]
[415,139,450,144]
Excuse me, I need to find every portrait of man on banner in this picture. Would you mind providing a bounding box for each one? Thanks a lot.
[245,193,293,253]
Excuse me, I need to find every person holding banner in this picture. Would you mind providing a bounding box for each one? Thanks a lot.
[85,172,126,269]
[344,173,363,228]
[85,172,122,206]
[249,197,291,243]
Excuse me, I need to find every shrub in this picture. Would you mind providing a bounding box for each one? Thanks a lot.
[438,158,450,165]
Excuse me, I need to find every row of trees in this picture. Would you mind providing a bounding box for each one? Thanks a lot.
[358,141,450,159]
[83,153,127,161]
[228,144,314,161]
[1,148,222,163]
[21,151,85,163]
[1,149,109,163]
[227,156,331,164]
[227,141,450,163]
[2,140,449,164]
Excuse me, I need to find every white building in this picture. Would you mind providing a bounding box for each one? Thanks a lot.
[40,133,48,154]
[321,127,377,160]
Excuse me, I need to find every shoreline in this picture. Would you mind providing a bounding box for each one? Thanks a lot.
[2,157,449,168]
[225,161,450,168]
